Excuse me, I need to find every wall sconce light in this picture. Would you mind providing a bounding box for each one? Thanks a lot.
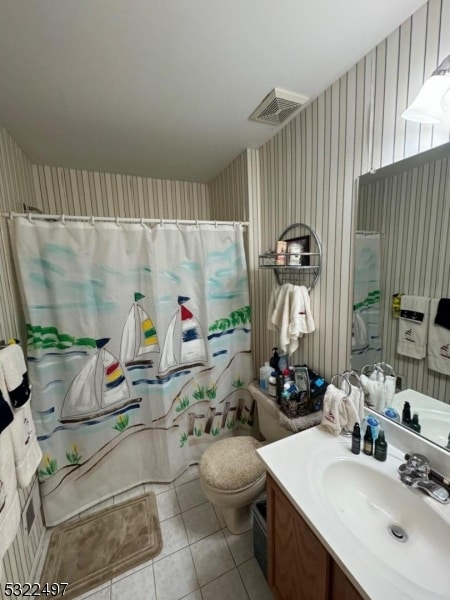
[401,55,450,124]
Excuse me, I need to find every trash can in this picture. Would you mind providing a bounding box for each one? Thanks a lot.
[252,497,267,579]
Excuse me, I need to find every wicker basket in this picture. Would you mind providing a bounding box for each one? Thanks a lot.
[280,392,314,419]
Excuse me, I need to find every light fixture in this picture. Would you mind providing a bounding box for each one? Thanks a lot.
[401,55,450,124]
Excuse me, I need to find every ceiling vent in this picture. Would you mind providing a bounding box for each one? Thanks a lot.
[249,88,309,125]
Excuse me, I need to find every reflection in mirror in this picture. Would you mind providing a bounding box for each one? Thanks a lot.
[352,141,450,450]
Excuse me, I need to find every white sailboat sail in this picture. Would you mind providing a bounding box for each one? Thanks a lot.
[158,312,179,375]
[120,293,159,365]
[60,340,141,423]
[157,296,208,379]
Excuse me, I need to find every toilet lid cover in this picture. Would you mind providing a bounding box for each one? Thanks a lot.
[199,436,265,491]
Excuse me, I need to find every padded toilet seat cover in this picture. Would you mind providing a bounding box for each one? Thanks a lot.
[199,436,265,491]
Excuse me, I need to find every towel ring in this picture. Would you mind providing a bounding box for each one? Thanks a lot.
[342,369,362,390]
[331,373,351,399]
[361,363,386,382]
[377,362,396,378]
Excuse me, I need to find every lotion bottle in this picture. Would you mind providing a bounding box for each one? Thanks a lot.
[374,429,387,461]
[351,423,361,455]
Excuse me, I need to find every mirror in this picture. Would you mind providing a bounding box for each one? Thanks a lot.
[352,140,450,450]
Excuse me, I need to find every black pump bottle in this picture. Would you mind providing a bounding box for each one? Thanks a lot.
[351,423,361,455]
[363,424,373,456]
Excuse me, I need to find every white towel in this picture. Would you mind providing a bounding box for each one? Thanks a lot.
[321,384,346,435]
[346,383,364,424]
[0,370,42,489]
[0,427,21,575]
[352,312,368,351]
[361,373,385,412]
[397,295,430,359]
[0,344,27,391]
[268,283,315,355]
[428,298,450,375]
[384,375,396,408]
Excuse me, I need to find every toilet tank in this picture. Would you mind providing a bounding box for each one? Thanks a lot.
[249,382,292,443]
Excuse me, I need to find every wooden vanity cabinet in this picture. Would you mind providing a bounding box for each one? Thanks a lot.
[266,474,364,600]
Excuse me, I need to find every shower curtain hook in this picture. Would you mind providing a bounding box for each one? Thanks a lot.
[90,216,95,226]
[160,218,163,227]
[28,212,33,222]
[61,214,65,225]
[115,216,120,227]
[140,217,144,227]
[214,221,217,228]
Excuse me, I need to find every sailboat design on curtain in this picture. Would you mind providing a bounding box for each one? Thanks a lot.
[157,296,208,379]
[60,338,142,424]
[120,292,159,367]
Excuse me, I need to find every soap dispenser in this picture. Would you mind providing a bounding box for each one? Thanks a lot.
[374,430,388,461]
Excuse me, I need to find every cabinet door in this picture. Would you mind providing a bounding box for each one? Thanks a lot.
[267,474,329,600]
[330,561,364,600]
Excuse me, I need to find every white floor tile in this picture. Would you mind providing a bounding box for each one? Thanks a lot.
[153,514,189,562]
[74,582,111,600]
[111,563,155,600]
[153,547,199,600]
[201,568,249,600]
[190,531,235,587]
[182,501,221,544]
[238,558,273,600]
[179,591,202,600]
[224,528,254,566]
[111,558,153,584]
[213,505,226,528]
[156,488,181,521]
[175,479,207,512]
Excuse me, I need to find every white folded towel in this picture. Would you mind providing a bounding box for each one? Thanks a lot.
[0,370,42,489]
[321,384,346,435]
[268,283,315,355]
[397,295,430,359]
[384,375,396,408]
[343,383,364,425]
[428,298,450,375]
[0,427,21,575]
[0,344,27,391]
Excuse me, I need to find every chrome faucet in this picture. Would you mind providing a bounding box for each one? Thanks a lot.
[398,453,450,504]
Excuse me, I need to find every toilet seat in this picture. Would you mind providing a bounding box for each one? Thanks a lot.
[199,436,266,534]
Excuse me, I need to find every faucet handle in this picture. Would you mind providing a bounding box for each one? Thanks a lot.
[399,453,430,479]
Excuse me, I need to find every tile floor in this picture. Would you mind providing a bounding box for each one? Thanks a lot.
[35,466,274,600]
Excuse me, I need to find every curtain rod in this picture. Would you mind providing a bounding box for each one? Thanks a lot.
[3,212,249,228]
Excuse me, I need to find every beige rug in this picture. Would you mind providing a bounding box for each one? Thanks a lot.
[40,492,162,599]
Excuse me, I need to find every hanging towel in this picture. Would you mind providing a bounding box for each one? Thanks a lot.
[0,391,14,434]
[0,345,30,408]
[428,298,450,376]
[434,298,450,330]
[360,373,385,412]
[0,427,21,576]
[346,383,364,424]
[0,369,41,489]
[397,296,430,360]
[384,375,396,408]
[268,283,315,355]
[320,384,346,435]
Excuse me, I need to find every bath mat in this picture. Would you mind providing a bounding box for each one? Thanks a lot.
[40,492,162,599]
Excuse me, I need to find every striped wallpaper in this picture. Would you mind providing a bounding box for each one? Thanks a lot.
[358,144,450,402]
[0,128,45,593]
[243,0,450,381]
[32,164,210,220]
[1,0,450,588]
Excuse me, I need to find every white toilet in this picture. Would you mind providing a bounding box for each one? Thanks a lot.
[199,387,292,534]
[199,436,266,534]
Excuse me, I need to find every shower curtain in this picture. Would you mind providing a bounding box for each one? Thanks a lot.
[351,233,381,372]
[10,217,253,525]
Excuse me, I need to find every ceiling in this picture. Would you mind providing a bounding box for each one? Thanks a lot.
[0,0,427,183]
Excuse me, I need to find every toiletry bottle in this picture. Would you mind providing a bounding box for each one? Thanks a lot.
[270,347,280,373]
[374,429,388,461]
[401,401,411,425]
[411,413,421,433]
[276,372,285,403]
[268,372,277,399]
[259,361,272,392]
[351,423,361,455]
[363,424,373,456]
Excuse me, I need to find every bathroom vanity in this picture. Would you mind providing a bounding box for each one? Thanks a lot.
[266,473,362,600]
[258,425,450,600]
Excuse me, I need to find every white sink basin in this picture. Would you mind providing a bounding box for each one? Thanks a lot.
[322,459,450,596]
[258,427,450,600]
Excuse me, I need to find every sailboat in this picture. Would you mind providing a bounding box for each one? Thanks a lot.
[157,296,208,379]
[60,338,141,424]
[120,293,159,367]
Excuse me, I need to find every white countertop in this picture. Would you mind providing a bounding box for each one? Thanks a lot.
[257,426,450,600]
